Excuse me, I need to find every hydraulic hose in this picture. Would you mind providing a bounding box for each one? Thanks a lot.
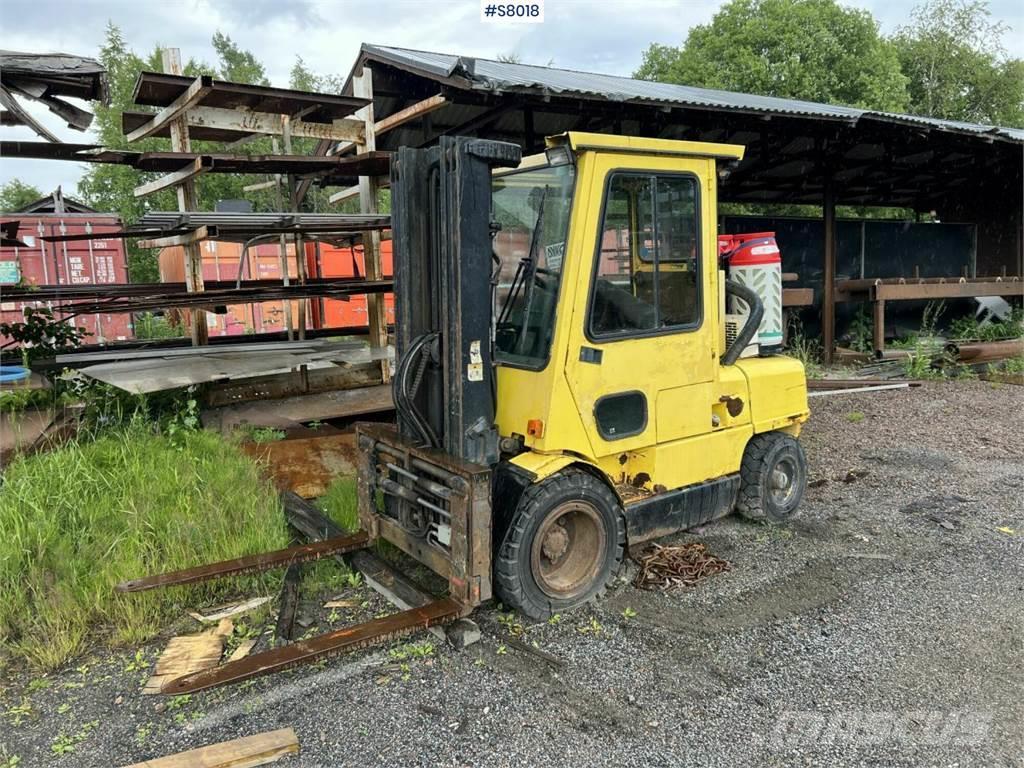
[722,279,764,366]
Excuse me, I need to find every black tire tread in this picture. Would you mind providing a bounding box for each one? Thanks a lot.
[494,469,625,620]
[736,432,806,524]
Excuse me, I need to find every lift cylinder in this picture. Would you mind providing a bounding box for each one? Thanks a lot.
[720,232,783,351]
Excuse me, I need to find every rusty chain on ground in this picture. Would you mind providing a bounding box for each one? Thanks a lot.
[633,542,732,591]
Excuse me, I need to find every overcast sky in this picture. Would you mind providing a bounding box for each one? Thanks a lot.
[3,0,1022,196]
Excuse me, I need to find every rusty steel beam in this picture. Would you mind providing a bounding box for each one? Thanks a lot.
[161,597,464,694]
[114,532,369,592]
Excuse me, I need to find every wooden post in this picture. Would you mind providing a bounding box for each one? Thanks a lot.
[353,66,389,382]
[281,115,307,341]
[822,175,836,365]
[162,48,207,346]
[872,299,885,355]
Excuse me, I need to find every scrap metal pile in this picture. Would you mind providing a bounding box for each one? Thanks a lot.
[633,542,733,590]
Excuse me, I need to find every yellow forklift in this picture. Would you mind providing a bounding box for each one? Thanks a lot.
[361,131,808,621]
[129,132,808,693]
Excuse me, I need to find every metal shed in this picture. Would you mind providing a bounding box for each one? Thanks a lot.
[340,44,1023,359]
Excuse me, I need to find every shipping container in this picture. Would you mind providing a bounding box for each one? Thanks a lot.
[158,238,395,337]
[304,239,395,330]
[0,212,134,345]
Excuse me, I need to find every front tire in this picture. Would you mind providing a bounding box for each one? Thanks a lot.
[495,469,625,620]
[736,432,807,523]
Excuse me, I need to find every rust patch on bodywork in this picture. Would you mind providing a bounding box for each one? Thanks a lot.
[719,395,744,417]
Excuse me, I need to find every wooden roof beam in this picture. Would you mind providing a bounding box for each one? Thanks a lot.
[125,75,213,143]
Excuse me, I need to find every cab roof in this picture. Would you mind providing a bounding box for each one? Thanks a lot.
[552,131,745,162]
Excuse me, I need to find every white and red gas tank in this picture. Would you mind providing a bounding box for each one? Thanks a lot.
[717,232,783,352]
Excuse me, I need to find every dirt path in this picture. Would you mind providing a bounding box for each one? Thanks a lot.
[2,380,1022,767]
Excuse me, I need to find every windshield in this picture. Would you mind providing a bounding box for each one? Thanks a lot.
[492,162,575,367]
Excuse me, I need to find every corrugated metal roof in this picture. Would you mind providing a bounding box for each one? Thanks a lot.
[361,44,1023,144]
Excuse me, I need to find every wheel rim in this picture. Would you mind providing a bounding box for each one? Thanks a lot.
[769,455,799,509]
[530,501,606,600]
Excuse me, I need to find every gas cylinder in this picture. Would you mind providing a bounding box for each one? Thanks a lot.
[718,232,783,351]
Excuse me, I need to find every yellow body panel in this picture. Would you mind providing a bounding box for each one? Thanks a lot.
[494,132,808,493]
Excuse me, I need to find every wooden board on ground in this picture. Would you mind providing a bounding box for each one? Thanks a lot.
[211,384,393,433]
[143,621,232,694]
[120,727,298,768]
[241,433,359,498]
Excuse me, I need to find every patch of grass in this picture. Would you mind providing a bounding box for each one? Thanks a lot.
[949,308,1023,342]
[319,476,359,533]
[845,412,865,424]
[133,312,186,341]
[240,426,287,444]
[784,316,822,378]
[990,355,1024,375]
[0,421,288,670]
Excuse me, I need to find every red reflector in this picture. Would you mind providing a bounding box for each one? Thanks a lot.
[527,419,544,438]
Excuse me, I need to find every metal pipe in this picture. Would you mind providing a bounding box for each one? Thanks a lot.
[386,462,452,499]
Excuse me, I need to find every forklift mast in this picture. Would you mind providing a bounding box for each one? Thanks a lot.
[390,136,523,466]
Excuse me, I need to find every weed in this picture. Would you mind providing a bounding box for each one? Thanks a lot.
[622,607,637,620]
[167,694,191,711]
[123,650,149,673]
[135,724,151,745]
[133,312,185,341]
[577,617,603,635]
[5,700,31,726]
[56,703,70,715]
[389,642,435,662]
[26,677,50,692]
[307,420,324,430]
[949,308,1023,342]
[784,315,822,378]
[846,412,865,424]
[2,756,21,768]
[319,477,360,532]
[847,307,873,353]
[497,612,524,637]
[496,644,507,655]
[247,426,287,443]
[0,424,288,669]
[547,614,561,626]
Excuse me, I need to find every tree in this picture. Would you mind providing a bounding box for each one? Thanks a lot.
[893,0,1023,126]
[76,25,276,281]
[635,0,909,112]
[0,179,43,211]
[213,31,269,85]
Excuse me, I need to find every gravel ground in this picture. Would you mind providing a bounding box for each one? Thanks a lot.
[2,380,1022,767]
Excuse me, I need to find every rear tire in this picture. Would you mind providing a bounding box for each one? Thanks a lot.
[736,432,807,523]
[495,469,625,620]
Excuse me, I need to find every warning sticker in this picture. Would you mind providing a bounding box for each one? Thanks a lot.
[469,340,482,364]
[467,363,484,382]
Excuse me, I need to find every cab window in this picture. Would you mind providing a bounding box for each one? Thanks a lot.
[589,173,701,338]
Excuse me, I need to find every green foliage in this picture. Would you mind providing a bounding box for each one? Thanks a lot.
[319,476,360,533]
[949,308,1023,341]
[846,411,865,423]
[636,0,909,112]
[0,307,86,365]
[133,312,186,340]
[894,0,1023,126]
[784,315,822,378]
[847,307,874,353]
[0,422,288,669]
[75,25,345,281]
[0,179,43,212]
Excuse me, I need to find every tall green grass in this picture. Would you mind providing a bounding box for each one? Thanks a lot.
[0,421,289,670]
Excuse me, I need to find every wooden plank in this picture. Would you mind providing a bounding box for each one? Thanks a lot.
[184,105,364,142]
[374,93,447,135]
[353,67,389,383]
[210,384,393,430]
[125,75,212,143]
[133,157,210,198]
[137,224,212,249]
[327,184,359,205]
[119,727,298,768]
[782,287,814,307]
[162,48,207,346]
